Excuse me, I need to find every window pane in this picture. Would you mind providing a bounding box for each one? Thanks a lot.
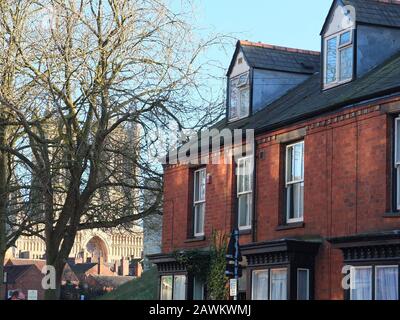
[173,275,186,300]
[160,276,173,300]
[238,194,251,228]
[292,143,304,181]
[340,31,351,46]
[238,73,249,87]
[339,46,353,81]
[199,170,206,201]
[376,266,398,300]
[252,270,269,300]
[297,269,309,300]
[287,142,304,183]
[237,160,244,193]
[286,182,304,221]
[243,158,252,192]
[194,170,206,202]
[351,267,372,300]
[397,168,400,210]
[395,119,400,164]
[194,203,205,235]
[326,37,337,84]
[229,80,239,119]
[239,87,250,118]
[194,171,200,202]
[286,146,293,183]
[271,269,287,300]
[193,277,205,300]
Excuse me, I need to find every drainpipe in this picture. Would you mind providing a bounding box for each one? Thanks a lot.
[251,150,258,243]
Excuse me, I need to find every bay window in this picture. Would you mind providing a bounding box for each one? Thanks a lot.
[229,72,250,121]
[324,29,354,88]
[350,265,399,300]
[350,267,372,300]
[160,275,187,300]
[285,141,304,223]
[237,157,253,230]
[252,270,269,300]
[173,275,186,300]
[251,268,288,300]
[193,168,206,237]
[297,269,310,300]
[375,266,399,300]
[160,275,173,300]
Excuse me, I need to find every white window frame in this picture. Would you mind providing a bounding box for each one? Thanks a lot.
[251,269,269,300]
[173,275,187,301]
[229,72,250,122]
[193,168,206,237]
[395,117,400,210]
[324,29,354,89]
[297,268,310,300]
[160,275,173,301]
[350,266,373,301]
[270,268,288,301]
[285,141,305,224]
[237,156,253,230]
[375,265,399,301]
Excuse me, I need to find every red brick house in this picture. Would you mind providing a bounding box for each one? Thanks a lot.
[1,264,45,300]
[149,0,400,300]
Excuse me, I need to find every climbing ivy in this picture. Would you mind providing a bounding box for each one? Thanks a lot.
[173,231,229,300]
[173,249,210,282]
[207,231,229,300]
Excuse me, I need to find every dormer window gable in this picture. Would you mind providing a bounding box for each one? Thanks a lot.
[227,48,251,122]
[226,41,320,122]
[229,71,250,121]
[324,28,354,88]
[322,1,356,89]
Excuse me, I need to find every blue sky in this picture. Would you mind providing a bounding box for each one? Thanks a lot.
[198,0,332,51]
[182,0,333,102]
[192,0,332,77]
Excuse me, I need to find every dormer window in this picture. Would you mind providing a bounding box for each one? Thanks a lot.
[324,29,354,88]
[229,72,250,121]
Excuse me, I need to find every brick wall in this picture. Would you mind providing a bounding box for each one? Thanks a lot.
[162,100,400,299]
[0,266,46,300]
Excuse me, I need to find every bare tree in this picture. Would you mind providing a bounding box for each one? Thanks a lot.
[0,0,46,298]
[0,0,225,299]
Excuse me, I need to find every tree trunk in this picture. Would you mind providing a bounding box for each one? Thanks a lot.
[45,250,65,300]
[0,124,8,300]
[45,227,76,300]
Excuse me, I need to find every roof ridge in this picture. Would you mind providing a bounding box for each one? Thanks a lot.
[239,40,320,56]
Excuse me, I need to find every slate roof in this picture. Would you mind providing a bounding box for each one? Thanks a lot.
[4,265,36,284]
[217,51,400,133]
[239,41,321,74]
[88,275,134,288]
[321,0,400,34]
[6,259,46,271]
[69,263,97,275]
[344,0,400,28]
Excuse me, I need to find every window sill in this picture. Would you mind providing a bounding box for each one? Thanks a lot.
[238,229,252,235]
[184,236,206,243]
[276,222,305,231]
[383,212,400,218]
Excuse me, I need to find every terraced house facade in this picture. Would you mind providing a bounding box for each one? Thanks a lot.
[149,0,400,300]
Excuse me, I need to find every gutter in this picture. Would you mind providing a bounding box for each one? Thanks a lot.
[254,88,400,136]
